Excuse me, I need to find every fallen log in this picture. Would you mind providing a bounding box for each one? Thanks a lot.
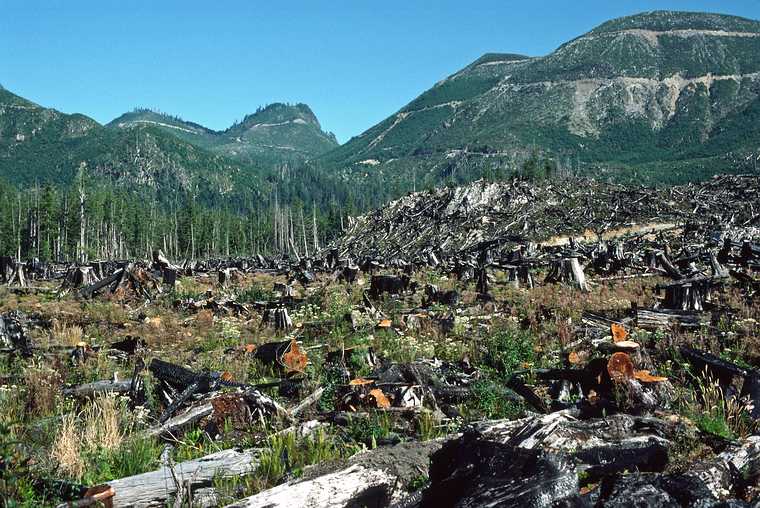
[600,435,760,505]
[108,447,260,507]
[62,379,133,399]
[145,403,214,438]
[289,387,325,417]
[636,308,708,329]
[224,464,401,508]
[417,411,679,507]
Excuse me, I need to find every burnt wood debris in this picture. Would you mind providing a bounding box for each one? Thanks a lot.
[3,174,760,507]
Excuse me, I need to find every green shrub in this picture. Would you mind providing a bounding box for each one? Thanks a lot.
[483,327,536,380]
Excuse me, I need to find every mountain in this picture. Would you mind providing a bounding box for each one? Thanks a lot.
[0,87,270,202]
[108,103,338,166]
[4,10,760,218]
[0,88,341,208]
[323,11,760,184]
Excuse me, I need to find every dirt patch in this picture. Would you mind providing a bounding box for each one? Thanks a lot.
[540,222,679,247]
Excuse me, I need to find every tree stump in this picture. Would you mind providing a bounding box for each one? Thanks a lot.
[546,257,589,291]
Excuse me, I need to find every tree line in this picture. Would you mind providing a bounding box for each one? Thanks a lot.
[0,171,348,263]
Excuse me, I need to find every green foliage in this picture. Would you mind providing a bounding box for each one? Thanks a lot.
[694,412,734,440]
[0,423,44,507]
[519,153,557,181]
[407,474,429,492]
[590,11,760,34]
[254,429,350,491]
[236,284,273,303]
[346,414,393,447]
[470,380,526,419]
[482,327,536,380]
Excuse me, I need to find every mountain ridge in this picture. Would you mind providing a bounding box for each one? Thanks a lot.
[107,102,338,163]
[321,10,760,185]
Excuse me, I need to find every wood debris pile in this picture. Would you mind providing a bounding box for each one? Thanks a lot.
[331,175,760,262]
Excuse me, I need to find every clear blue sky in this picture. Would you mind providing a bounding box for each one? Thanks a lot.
[2,0,759,143]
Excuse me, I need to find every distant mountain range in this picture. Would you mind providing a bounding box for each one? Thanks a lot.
[2,10,760,206]
[0,88,337,199]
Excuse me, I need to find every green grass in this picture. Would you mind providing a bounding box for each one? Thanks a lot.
[81,435,163,486]
[236,284,273,303]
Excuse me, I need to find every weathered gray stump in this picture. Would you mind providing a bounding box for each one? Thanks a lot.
[7,262,28,287]
[268,308,292,331]
[661,277,712,311]
[546,257,588,291]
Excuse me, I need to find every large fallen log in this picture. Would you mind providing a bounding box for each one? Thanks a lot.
[109,447,260,507]
[415,412,671,507]
[636,308,709,329]
[600,435,760,506]
[224,464,401,508]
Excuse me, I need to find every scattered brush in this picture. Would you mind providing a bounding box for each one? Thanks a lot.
[23,363,62,417]
[692,370,758,439]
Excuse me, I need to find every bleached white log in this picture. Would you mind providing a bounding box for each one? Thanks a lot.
[109,447,259,507]
[224,464,401,508]
[289,387,325,417]
[62,379,133,398]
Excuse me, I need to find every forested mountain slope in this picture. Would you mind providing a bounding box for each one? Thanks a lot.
[323,11,760,185]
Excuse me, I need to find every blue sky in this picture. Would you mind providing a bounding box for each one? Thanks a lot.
[2,1,759,143]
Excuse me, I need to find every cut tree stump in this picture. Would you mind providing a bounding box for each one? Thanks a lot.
[60,266,99,293]
[659,276,714,311]
[546,257,589,291]
[6,262,28,287]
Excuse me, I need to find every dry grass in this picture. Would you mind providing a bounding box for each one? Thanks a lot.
[51,414,86,479]
[82,395,124,452]
[51,395,125,480]
[195,309,215,328]
[693,370,758,439]
[51,321,84,346]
